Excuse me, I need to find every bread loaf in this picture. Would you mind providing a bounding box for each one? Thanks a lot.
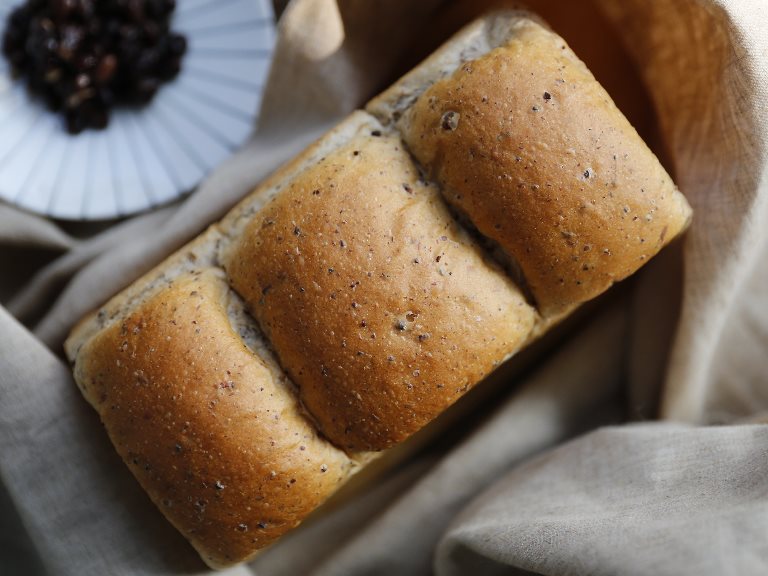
[65,10,691,568]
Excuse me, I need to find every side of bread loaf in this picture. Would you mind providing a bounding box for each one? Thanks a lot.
[65,10,691,569]
[73,269,361,565]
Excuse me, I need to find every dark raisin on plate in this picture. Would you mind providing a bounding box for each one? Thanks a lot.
[2,0,187,134]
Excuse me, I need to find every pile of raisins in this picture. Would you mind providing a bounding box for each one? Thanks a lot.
[2,0,187,134]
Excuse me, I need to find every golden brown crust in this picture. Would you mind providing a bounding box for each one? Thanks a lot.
[222,121,535,451]
[396,18,691,315]
[65,229,225,362]
[66,114,377,364]
[64,10,692,569]
[73,270,355,568]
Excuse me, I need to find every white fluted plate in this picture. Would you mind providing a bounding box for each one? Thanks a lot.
[0,0,276,220]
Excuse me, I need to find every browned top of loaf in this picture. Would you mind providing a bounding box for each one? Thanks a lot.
[73,270,354,568]
[223,126,535,452]
[399,19,692,315]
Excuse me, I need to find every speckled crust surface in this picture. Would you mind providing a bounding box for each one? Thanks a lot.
[73,270,356,568]
[222,119,535,452]
[390,18,691,315]
[65,9,691,569]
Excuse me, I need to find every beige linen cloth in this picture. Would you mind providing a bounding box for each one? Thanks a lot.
[2,0,768,574]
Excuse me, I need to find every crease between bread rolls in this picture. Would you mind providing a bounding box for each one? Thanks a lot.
[65,9,692,569]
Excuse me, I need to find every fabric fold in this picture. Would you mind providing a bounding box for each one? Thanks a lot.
[436,423,768,576]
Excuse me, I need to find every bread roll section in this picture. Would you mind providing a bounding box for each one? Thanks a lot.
[73,270,356,568]
[223,114,535,452]
[374,16,692,316]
